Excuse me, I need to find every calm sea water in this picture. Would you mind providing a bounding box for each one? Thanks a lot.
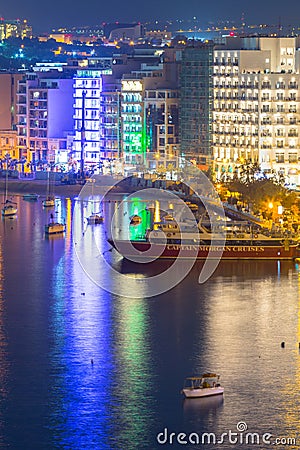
[0,194,300,449]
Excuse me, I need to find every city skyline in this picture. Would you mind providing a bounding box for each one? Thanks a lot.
[1,1,300,32]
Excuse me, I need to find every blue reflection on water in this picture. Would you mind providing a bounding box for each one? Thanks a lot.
[0,196,300,449]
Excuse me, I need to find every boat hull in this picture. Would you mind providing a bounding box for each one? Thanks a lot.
[23,194,38,201]
[2,207,17,217]
[43,201,55,208]
[87,215,103,225]
[109,240,299,260]
[182,387,224,398]
[45,224,65,234]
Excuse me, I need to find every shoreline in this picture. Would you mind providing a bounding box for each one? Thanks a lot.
[0,178,131,198]
[0,179,83,197]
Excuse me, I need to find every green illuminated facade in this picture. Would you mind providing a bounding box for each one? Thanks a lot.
[121,79,146,164]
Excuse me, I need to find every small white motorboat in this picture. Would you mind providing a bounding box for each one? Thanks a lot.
[182,373,224,399]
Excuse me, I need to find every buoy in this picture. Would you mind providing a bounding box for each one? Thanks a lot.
[281,342,285,348]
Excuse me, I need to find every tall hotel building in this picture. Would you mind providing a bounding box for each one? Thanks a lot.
[73,68,112,168]
[213,37,300,185]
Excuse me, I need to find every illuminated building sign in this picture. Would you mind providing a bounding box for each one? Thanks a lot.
[76,69,112,78]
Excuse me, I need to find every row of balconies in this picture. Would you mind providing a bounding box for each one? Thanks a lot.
[261,132,299,137]
[214,80,300,90]
[261,108,297,113]
[29,133,47,138]
[214,130,299,136]
[214,61,239,66]
[213,143,258,148]
[214,130,259,136]
[215,107,259,112]
[30,104,47,111]
[262,119,298,125]
[215,95,299,102]
[214,95,259,100]
[215,84,259,89]
[260,97,299,102]
[29,95,47,100]
[213,119,259,124]
[261,144,298,149]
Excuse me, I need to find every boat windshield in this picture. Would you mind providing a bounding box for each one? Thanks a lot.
[184,374,220,389]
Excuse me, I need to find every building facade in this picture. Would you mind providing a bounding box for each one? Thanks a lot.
[179,42,214,169]
[213,37,300,185]
[16,73,74,167]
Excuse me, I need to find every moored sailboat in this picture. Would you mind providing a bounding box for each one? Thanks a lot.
[45,213,65,235]
[1,171,17,217]
[42,171,55,207]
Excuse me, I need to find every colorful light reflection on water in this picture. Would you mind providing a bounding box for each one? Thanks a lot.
[0,195,300,449]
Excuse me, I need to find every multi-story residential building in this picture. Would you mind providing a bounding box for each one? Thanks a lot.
[16,73,74,166]
[0,130,18,160]
[99,82,122,159]
[213,36,300,185]
[121,77,145,165]
[179,42,214,169]
[144,88,179,170]
[0,73,24,131]
[73,68,110,170]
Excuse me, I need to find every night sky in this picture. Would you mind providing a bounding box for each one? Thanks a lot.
[1,0,300,32]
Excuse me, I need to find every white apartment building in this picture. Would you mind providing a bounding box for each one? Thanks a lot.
[213,37,300,186]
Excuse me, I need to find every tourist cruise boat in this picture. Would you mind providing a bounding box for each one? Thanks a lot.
[182,374,224,398]
[108,220,300,260]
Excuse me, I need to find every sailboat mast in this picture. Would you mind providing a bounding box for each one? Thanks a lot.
[5,169,8,201]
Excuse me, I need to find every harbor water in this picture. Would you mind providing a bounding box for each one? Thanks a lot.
[0,194,300,449]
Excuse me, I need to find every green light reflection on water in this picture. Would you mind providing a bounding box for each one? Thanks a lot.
[112,297,154,448]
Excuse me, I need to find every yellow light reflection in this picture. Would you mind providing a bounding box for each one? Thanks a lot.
[65,198,72,252]
[154,200,160,226]
[0,238,8,434]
